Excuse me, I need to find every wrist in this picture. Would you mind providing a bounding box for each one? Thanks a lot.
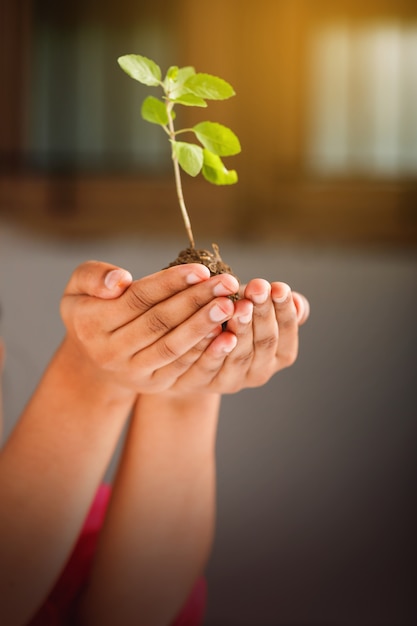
[134,391,221,449]
[140,390,221,415]
[56,336,137,408]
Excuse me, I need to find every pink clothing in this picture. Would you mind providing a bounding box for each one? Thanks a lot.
[28,485,207,625]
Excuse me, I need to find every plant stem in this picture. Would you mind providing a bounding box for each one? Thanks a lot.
[166,100,195,249]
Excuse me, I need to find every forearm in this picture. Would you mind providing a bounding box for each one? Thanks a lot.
[0,337,136,625]
[81,391,221,626]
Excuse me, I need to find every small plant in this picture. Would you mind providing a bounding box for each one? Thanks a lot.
[117,53,241,281]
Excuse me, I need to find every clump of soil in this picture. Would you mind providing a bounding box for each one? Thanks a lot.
[166,243,240,300]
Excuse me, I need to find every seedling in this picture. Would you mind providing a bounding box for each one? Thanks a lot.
[117,53,241,279]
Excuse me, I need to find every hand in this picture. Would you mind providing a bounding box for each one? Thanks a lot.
[60,260,240,394]
[220,279,309,391]
[152,278,310,395]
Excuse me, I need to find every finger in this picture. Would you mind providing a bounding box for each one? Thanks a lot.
[64,260,133,299]
[147,330,222,391]
[271,282,299,367]
[292,292,310,326]
[244,278,271,307]
[228,298,254,329]
[131,296,235,376]
[172,330,238,393]
[117,263,212,320]
[111,272,239,343]
[244,278,278,363]
[61,263,216,341]
[211,298,254,389]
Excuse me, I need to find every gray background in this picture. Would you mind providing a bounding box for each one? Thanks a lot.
[1,220,416,625]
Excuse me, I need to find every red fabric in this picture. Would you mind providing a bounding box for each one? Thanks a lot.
[171,577,207,626]
[28,484,207,625]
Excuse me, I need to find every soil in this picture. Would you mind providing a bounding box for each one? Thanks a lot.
[166,243,240,300]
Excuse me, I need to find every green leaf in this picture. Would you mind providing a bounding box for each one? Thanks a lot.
[172,142,204,177]
[141,95,168,125]
[184,73,235,100]
[166,65,179,81]
[202,150,238,185]
[117,54,161,86]
[193,121,241,156]
[163,65,179,92]
[177,66,196,83]
[172,93,207,107]
[168,66,196,99]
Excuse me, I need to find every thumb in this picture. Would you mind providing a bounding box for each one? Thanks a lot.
[64,260,133,299]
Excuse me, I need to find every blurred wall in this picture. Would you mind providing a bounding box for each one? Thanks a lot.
[1,220,416,625]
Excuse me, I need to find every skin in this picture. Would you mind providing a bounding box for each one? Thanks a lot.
[80,276,309,626]
[0,260,309,626]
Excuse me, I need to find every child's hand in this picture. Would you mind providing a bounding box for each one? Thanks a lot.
[60,260,240,394]
[219,278,309,391]
[151,278,310,395]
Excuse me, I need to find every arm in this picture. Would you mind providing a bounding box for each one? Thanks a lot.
[0,263,136,625]
[79,278,310,626]
[80,392,220,626]
[0,260,239,625]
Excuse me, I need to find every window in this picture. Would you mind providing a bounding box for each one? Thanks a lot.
[26,2,175,173]
[1,0,416,244]
[307,21,417,176]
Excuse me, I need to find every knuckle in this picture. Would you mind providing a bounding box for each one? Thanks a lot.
[254,334,278,352]
[146,311,171,335]
[205,362,223,376]
[126,285,154,313]
[180,343,204,365]
[231,351,253,367]
[155,338,180,362]
[188,292,206,311]
[171,353,194,371]
[278,310,298,331]
[281,318,297,333]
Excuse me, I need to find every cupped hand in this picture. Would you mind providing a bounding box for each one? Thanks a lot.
[60,260,240,393]
[150,278,310,395]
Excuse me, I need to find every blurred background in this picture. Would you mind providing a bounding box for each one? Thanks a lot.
[1,1,416,624]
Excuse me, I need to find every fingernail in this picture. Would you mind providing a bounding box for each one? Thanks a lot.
[210,304,229,323]
[252,290,269,305]
[186,267,210,284]
[222,336,238,353]
[105,269,132,290]
[238,303,253,324]
[238,312,253,324]
[272,286,290,304]
[213,279,238,297]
